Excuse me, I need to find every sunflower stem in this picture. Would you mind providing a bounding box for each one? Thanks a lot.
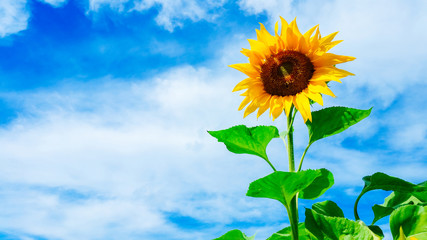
[286,106,299,240]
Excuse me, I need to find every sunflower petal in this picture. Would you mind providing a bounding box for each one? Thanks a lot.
[293,94,312,122]
[282,96,293,116]
[240,48,251,57]
[291,18,303,38]
[256,95,272,118]
[320,31,338,44]
[270,97,284,120]
[303,89,324,106]
[298,34,309,54]
[243,101,259,118]
[248,39,270,58]
[238,96,251,111]
[274,21,279,36]
[310,71,343,83]
[303,25,318,40]
[312,53,356,67]
[309,27,321,54]
[233,78,259,92]
[229,63,260,78]
[286,26,298,50]
[247,82,265,97]
[312,66,355,81]
[308,82,336,97]
[320,40,343,53]
[257,23,275,46]
[279,16,289,37]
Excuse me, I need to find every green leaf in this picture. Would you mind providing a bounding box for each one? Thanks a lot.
[299,169,334,200]
[312,200,345,218]
[368,225,385,239]
[267,223,316,240]
[354,172,427,221]
[208,125,279,161]
[371,182,426,224]
[246,169,332,208]
[390,205,427,240]
[213,229,255,240]
[306,107,372,145]
[371,205,395,224]
[305,208,382,240]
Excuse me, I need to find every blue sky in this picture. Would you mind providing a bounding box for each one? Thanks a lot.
[0,0,426,239]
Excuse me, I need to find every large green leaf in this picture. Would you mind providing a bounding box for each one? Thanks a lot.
[390,205,427,240]
[354,172,427,221]
[312,200,344,218]
[213,229,255,240]
[246,169,332,208]
[371,182,427,224]
[267,223,316,240]
[306,107,372,145]
[299,169,334,200]
[208,125,279,161]
[305,208,382,240]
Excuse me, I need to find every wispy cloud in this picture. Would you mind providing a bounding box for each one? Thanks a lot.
[88,0,226,31]
[0,0,28,37]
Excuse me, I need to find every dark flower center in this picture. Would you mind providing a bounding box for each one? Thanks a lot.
[260,50,314,96]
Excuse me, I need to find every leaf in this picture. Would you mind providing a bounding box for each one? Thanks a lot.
[306,107,372,145]
[372,205,395,224]
[305,208,381,240]
[299,169,334,200]
[208,125,279,161]
[361,172,424,193]
[213,229,255,240]
[368,225,385,239]
[371,182,426,224]
[246,169,332,208]
[311,200,344,218]
[354,172,427,221]
[267,223,316,240]
[390,205,427,240]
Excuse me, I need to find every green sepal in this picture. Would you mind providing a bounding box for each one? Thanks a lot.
[306,107,372,145]
[213,229,255,240]
[246,169,333,208]
[390,205,427,240]
[208,125,279,161]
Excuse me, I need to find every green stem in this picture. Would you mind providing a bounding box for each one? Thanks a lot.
[354,191,364,221]
[286,106,299,240]
[297,143,311,172]
[266,159,277,172]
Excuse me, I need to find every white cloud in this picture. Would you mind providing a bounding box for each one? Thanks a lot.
[38,0,69,7]
[0,65,287,239]
[0,0,28,37]
[89,0,226,31]
[0,0,69,38]
[238,0,292,19]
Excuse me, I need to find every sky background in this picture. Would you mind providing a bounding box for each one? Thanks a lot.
[0,0,426,239]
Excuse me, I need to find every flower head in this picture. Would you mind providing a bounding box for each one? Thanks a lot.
[230,17,355,122]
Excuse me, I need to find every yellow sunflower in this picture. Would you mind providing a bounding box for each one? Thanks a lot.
[230,17,355,122]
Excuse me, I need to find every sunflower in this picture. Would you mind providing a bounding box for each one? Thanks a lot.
[230,17,355,122]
